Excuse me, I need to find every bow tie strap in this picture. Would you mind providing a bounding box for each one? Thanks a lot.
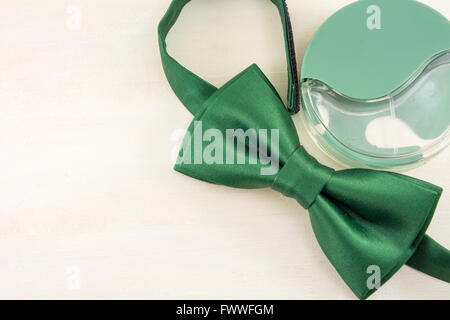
[408,235,450,283]
[158,0,300,115]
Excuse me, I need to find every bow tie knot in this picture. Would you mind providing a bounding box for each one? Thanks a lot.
[272,147,334,209]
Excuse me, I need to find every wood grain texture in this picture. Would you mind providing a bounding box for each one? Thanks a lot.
[0,0,448,300]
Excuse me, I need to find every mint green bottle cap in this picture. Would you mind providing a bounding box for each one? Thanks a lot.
[300,0,450,170]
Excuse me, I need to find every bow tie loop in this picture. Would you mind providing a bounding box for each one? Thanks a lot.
[273,147,334,209]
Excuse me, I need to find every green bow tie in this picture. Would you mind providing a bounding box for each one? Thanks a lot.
[158,0,450,299]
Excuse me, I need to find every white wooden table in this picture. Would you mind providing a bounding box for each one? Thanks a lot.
[0,0,448,299]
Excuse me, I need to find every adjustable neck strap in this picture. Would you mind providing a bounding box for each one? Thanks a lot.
[158,0,300,115]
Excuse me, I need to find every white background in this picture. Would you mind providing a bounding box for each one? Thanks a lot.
[0,0,448,299]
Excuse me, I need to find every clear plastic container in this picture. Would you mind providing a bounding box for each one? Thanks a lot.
[301,51,450,170]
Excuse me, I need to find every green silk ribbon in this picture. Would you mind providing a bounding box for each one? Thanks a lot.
[158,0,449,299]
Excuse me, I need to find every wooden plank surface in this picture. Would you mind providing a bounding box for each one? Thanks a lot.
[0,0,448,299]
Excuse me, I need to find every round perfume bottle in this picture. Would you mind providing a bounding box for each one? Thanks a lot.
[300,0,450,170]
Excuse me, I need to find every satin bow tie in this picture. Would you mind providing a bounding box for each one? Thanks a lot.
[158,0,450,299]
